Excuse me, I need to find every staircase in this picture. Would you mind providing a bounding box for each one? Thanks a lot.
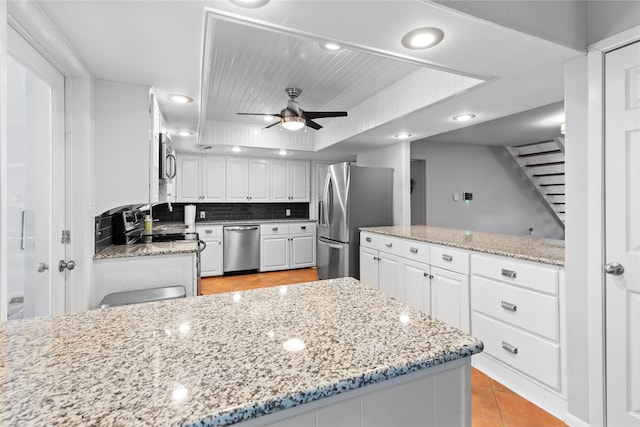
[506,137,565,225]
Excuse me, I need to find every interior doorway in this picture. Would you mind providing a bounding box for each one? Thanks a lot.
[5,26,66,320]
[410,159,426,225]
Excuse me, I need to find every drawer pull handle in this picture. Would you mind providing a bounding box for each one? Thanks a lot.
[502,341,518,354]
[501,301,518,311]
[366,237,372,242]
[272,227,279,231]
[410,247,418,254]
[442,254,453,262]
[501,268,517,279]
[205,229,213,234]
[301,226,306,230]
[385,242,393,248]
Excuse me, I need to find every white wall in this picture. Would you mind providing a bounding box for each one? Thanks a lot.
[356,142,410,226]
[411,141,565,239]
[564,55,590,424]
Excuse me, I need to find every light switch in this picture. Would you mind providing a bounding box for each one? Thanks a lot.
[453,194,460,201]
[286,209,291,216]
[200,211,206,219]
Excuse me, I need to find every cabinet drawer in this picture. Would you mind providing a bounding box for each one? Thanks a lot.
[290,222,315,234]
[195,225,223,238]
[360,232,378,250]
[471,254,559,295]
[396,239,430,264]
[377,235,404,255]
[260,223,290,235]
[473,312,560,390]
[430,245,469,275]
[472,276,558,341]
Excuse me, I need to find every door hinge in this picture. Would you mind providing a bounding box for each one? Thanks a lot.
[61,230,71,244]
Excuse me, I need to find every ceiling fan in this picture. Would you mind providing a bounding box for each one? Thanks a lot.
[237,88,347,131]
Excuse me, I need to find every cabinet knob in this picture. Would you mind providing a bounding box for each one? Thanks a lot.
[273,227,278,231]
[409,247,418,254]
[385,242,392,248]
[365,237,371,242]
[301,226,306,230]
[442,254,453,262]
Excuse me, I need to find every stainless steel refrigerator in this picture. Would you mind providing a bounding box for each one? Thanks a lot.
[317,162,393,279]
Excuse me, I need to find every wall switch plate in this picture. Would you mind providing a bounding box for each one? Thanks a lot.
[286,209,291,216]
[453,194,460,201]
[464,192,473,201]
[200,211,206,219]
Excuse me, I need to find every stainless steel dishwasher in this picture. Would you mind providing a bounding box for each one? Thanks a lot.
[223,225,260,273]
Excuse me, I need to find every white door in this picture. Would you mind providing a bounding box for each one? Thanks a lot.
[176,155,201,202]
[261,236,289,271]
[290,161,310,202]
[402,259,430,314]
[248,159,269,201]
[359,247,379,289]
[605,40,640,427]
[270,160,289,202]
[6,27,66,319]
[379,253,403,300]
[290,234,315,268]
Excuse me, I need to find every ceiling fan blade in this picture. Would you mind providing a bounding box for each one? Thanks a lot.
[303,111,348,120]
[237,112,281,117]
[305,120,323,130]
[264,121,281,129]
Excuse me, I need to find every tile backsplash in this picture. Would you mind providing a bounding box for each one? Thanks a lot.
[151,202,309,222]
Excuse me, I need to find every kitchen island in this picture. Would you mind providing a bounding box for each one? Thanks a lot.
[1,278,483,426]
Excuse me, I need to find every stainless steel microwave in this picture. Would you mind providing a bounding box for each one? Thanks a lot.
[159,133,177,182]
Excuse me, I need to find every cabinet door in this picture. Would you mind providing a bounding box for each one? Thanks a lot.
[431,266,470,333]
[402,259,431,314]
[249,159,269,201]
[289,161,310,202]
[200,238,223,277]
[290,234,315,269]
[359,247,379,289]
[176,155,201,202]
[202,156,226,202]
[269,160,289,202]
[379,252,403,300]
[226,158,249,201]
[260,235,289,271]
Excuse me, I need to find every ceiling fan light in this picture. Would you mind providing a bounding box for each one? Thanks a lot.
[401,27,444,50]
[228,0,270,8]
[281,116,306,131]
[452,114,476,122]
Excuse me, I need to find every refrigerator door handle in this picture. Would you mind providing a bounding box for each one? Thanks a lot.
[325,175,333,226]
[318,201,325,226]
[324,241,344,250]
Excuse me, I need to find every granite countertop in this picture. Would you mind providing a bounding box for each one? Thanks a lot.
[360,225,565,266]
[0,278,483,426]
[94,240,199,260]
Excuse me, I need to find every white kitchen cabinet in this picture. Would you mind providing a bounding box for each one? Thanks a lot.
[260,222,316,272]
[94,80,160,214]
[360,232,470,332]
[227,158,269,202]
[270,160,310,202]
[431,266,470,333]
[196,225,223,278]
[471,253,565,417]
[92,253,197,309]
[176,155,225,202]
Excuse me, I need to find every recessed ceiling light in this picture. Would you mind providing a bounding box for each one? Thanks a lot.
[228,0,270,8]
[174,130,194,137]
[169,94,194,104]
[320,42,341,51]
[452,114,476,122]
[231,146,244,153]
[277,149,289,156]
[401,27,445,50]
[394,133,412,140]
[263,115,277,122]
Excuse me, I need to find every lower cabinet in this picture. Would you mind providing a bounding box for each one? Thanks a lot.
[359,232,470,333]
[260,222,316,272]
[196,225,224,277]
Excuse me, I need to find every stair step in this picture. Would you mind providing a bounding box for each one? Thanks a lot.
[540,183,564,187]
[533,172,565,177]
[547,193,565,196]
[518,150,562,158]
[513,139,555,148]
[526,161,565,167]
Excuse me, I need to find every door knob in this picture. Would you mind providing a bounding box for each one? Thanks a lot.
[604,262,624,275]
[37,263,49,273]
[59,260,76,272]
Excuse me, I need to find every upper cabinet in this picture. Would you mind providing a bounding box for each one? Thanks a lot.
[270,160,310,202]
[176,155,225,202]
[94,80,160,214]
[176,155,309,203]
[226,158,269,202]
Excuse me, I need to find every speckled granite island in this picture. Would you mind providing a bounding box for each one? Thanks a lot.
[1,278,483,427]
